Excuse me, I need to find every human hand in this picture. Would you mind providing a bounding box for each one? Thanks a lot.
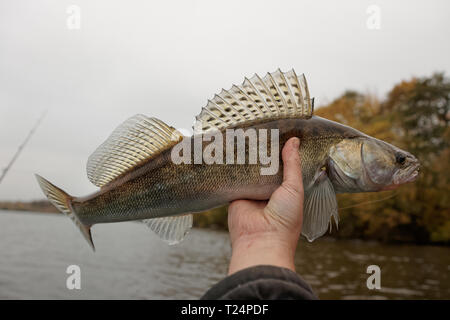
[227,137,304,275]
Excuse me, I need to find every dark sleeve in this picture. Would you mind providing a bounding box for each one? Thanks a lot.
[201,265,318,300]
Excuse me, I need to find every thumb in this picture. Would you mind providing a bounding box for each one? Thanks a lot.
[281,137,304,196]
[264,137,304,231]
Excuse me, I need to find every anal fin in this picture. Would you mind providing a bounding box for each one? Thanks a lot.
[143,214,193,245]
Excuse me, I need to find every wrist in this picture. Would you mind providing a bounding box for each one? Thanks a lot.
[228,232,298,275]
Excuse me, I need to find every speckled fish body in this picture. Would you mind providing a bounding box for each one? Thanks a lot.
[71,117,356,224]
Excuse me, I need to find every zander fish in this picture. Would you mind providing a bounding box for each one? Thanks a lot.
[36,69,420,250]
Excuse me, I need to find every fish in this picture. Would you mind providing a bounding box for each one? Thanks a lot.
[35,69,420,250]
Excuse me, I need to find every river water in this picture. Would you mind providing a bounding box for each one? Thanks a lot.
[0,210,448,299]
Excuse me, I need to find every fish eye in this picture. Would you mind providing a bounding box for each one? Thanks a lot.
[395,153,406,165]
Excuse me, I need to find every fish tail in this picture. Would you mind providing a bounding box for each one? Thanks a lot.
[35,174,95,251]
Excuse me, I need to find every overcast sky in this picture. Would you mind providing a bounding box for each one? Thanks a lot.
[1,0,449,200]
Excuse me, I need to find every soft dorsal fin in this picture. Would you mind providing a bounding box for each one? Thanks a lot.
[87,114,182,187]
[193,68,313,133]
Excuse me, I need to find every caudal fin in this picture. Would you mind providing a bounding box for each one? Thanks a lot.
[35,174,95,251]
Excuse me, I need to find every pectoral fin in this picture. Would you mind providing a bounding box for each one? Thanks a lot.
[302,174,339,242]
[142,214,193,245]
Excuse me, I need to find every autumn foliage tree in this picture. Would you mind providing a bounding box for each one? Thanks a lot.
[316,73,450,243]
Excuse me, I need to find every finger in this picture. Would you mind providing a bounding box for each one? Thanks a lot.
[281,137,303,193]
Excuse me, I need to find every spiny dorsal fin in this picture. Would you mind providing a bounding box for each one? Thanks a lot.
[193,68,313,133]
[87,114,182,187]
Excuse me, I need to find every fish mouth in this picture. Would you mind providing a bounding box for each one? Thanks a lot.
[382,164,419,191]
[404,168,419,183]
[393,162,421,185]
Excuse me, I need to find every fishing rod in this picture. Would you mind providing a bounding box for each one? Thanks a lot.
[0,110,47,184]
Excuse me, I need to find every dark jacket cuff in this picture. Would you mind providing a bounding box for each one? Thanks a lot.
[201,265,318,300]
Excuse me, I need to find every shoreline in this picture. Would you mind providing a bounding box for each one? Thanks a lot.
[0,200,59,214]
[0,204,448,247]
